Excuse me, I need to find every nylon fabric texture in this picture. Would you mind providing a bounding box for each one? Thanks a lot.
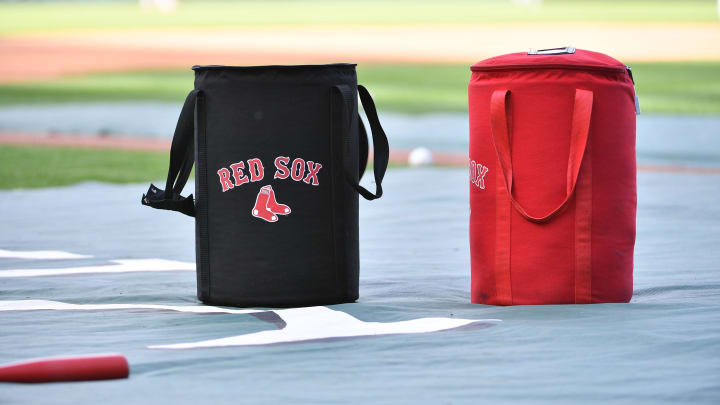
[142,64,389,307]
[469,49,637,305]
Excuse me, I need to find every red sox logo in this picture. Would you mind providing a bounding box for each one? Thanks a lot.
[469,160,489,190]
[216,156,322,223]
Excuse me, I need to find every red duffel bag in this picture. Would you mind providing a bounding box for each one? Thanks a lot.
[468,48,637,305]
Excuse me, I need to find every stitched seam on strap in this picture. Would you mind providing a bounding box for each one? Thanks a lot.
[495,164,513,305]
[574,136,593,303]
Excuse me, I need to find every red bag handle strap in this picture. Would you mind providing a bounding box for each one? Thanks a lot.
[489,88,593,224]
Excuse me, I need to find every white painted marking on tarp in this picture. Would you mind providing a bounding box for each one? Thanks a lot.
[0,249,91,260]
[0,300,499,348]
[0,259,194,277]
[0,300,262,314]
[150,306,501,349]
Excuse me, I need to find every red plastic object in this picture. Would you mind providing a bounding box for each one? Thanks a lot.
[0,354,129,383]
[469,49,637,305]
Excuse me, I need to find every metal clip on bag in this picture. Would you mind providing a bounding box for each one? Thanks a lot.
[469,48,637,305]
[142,64,389,307]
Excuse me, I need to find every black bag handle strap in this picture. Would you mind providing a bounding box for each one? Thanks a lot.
[358,117,369,181]
[333,84,389,200]
[141,89,199,217]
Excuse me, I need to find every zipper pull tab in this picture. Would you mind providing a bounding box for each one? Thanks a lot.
[626,66,640,115]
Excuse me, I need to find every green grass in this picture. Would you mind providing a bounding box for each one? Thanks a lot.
[1,62,718,114]
[360,65,471,113]
[630,62,720,114]
[0,71,196,105]
[0,145,402,189]
[0,145,169,189]
[0,0,716,36]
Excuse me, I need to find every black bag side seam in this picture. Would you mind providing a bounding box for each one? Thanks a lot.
[195,91,211,301]
[328,87,343,302]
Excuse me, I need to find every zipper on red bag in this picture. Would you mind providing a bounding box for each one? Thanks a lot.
[471,63,628,74]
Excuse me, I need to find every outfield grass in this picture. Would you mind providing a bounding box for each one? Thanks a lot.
[0,145,170,189]
[0,0,714,36]
[0,145,397,189]
[1,62,718,114]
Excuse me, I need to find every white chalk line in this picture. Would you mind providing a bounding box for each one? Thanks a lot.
[0,299,262,315]
[151,306,500,349]
[0,249,91,260]
[0,299,500,348]
[0,259,194,277]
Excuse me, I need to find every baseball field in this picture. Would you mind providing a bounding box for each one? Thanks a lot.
[0,0,719,188]
[2,2,720,403]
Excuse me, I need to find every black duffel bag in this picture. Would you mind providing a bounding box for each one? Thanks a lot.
[142,63,389,307]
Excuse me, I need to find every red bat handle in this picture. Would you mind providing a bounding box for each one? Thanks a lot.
[0,354,129,383]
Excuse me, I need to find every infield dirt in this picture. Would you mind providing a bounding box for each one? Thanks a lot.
[2,23,719,82]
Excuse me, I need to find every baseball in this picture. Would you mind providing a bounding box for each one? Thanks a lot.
[408,147,434,167]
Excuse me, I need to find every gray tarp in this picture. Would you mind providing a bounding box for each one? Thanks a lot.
[1,168,719,403]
